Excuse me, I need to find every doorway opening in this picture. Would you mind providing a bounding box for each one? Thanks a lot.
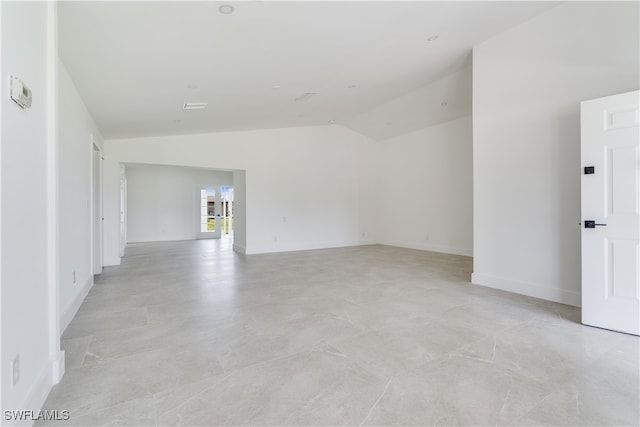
[119,164,245,254]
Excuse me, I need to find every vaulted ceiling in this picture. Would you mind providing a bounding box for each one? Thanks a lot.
[58,1,558,140]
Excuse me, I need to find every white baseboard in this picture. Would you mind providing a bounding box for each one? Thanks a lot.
[378,239,473,257]
[232,244,246,254]
[245,239,365,255]
[242,239,466,256]
[127,235,194,244]
[60,276,93,333]
[358,239,378,246]
[50,351,65,386]
[472,272,581,307]
[8,351,65,426]
[18,366,49,424]
[103,255,121,267]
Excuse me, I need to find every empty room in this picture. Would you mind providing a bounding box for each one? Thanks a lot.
[1,1,639,426]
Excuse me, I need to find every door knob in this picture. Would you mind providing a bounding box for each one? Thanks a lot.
[584,220,607,229]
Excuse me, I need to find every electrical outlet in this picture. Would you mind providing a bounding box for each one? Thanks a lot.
[273,236,278,243]
[12,355,20,387]
[73,271,76,284]
[361,232,365,238]
[425,234,430,241]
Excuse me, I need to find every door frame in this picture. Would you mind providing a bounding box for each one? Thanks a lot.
[90,135,103,275]
[119,164,127,256]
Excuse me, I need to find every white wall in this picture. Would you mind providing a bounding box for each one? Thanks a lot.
[103,125,376,263]
[126,165,232,243]
[472,1,640,306]
[346,66,472,141]
[378,116,473,256]
[356,137,379,246]
[58,60,103,332]
[1,1,62,419]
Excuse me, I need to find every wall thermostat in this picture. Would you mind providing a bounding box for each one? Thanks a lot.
[9,76,32,109]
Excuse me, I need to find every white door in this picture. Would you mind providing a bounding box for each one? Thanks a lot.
[581,90,640,335]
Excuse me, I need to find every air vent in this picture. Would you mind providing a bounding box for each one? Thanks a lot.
[294,92,317,102]
[183,102,208,110]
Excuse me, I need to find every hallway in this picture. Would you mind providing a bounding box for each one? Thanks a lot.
[41,241,638,426]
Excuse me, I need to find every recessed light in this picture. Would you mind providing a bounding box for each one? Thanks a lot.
[297,114,305,118]
[328,119,336,124]
[441,101,448,107]
[427,35,439,42]
[218,4,234,15]
[272,85,281,90]
[385,122,392,126]
[183,102,208,110]
[187,84,198,89]
[348,84,356,89]
[173,119,182,124]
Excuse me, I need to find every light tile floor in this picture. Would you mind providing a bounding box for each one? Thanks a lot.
[39,240,639,426]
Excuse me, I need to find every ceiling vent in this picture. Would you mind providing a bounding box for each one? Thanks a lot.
[294,92,317,102]
[183,102,208,110]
